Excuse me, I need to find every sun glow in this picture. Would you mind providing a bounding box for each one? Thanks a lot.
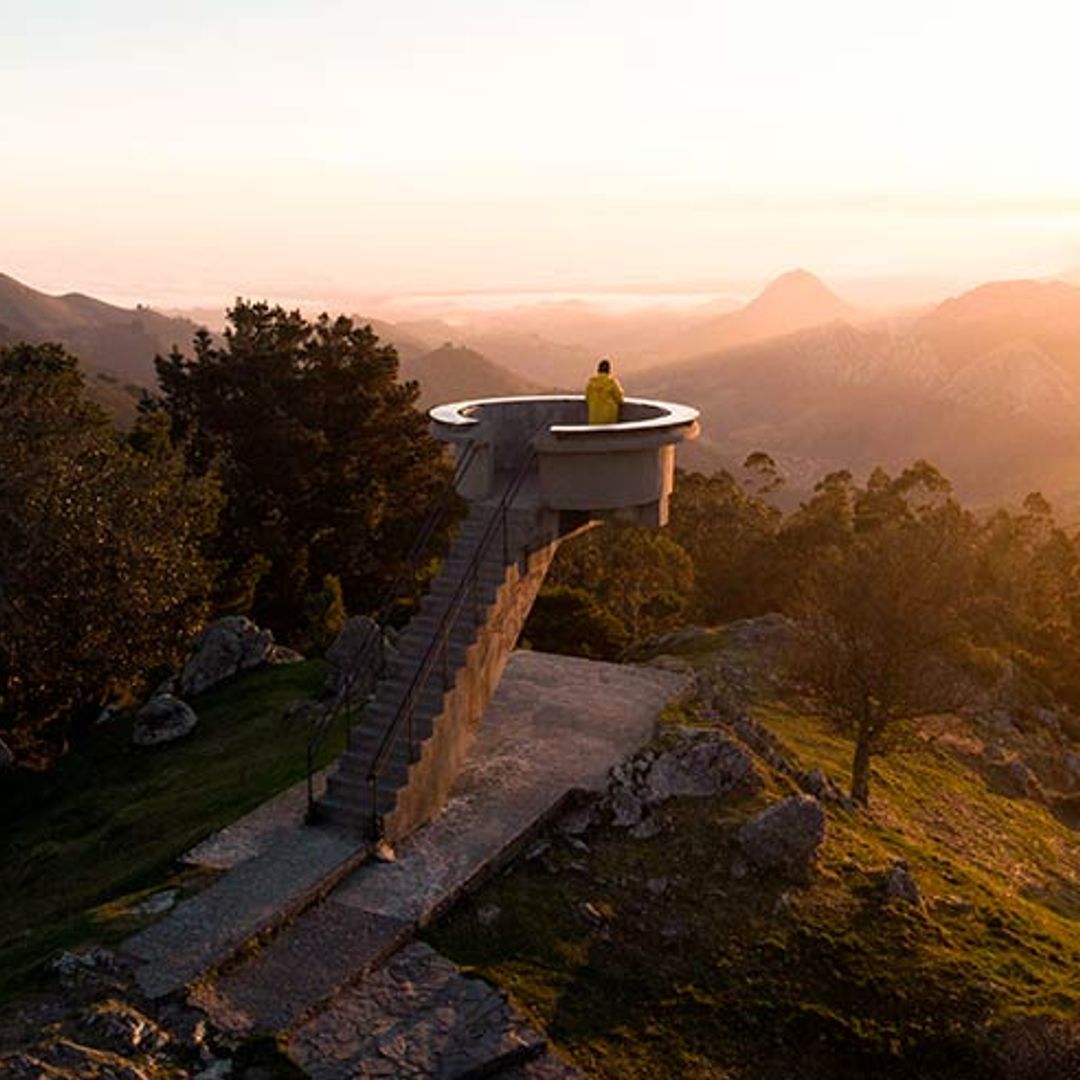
[4,0,1080,305]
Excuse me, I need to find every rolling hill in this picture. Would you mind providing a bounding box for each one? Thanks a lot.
[0,272,203,390]
[400,343,545,409]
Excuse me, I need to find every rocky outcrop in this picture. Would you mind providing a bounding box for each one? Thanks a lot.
[179,617,299,698]
[736,795,826,881]
[132,696,198,747]
[0,946,248,1080]
[605,727,762,830]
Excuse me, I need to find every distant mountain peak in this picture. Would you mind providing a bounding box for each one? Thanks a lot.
[750,269,848,313]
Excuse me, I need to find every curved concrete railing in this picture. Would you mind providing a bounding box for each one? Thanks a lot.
[429,394,699,437]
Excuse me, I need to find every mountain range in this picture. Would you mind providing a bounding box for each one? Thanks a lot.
[638,274,1080,509]
[10,266,1080,513]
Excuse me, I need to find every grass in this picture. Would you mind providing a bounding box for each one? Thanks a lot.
[427,632,1080,1079]
[0,660,336,1002]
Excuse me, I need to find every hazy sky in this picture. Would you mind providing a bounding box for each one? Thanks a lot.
[5,0,1080,306]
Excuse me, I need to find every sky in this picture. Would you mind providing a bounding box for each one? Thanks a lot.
[4,0,1080,308]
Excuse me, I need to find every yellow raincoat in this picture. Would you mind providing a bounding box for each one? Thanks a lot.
[585,372,625,425]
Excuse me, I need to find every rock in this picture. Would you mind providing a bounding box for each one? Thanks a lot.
[631,817,662,840]
[640,728,762,805]
[324,615,386,700]
[736,795,826,881]
[581,902,606,926]
[95,704,122,727]
[84,999,169,1053]
[477,904,501,927]
[1032,707,1061,733]
[646,655,696,676]
[126,889,180,917]
[0,736,12,770]
[646,877,670,896]
[267,643,304,665]
[990,756,1044,799]
[799,767,844,803]
[525,839,550,861]
[883,860,924,908]
[557,802,596,837]
[132,695,198,747]
[374,838,397,863]
[609,788,645,828]
[983,709,1019,737]
[51,947,123,989]
[10,1040,150,1080]
[180,616,276,697]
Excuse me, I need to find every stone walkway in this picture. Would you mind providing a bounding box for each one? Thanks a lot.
[123,650,689,1074]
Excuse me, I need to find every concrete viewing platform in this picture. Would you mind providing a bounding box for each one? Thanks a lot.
[430,394,699,527]
[123,650,689,1060]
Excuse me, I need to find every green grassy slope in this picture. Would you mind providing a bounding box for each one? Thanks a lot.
[429,632,1080,1079]
[0,661,334,1001]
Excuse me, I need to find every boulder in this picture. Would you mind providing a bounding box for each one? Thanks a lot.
[641,728,762,805]
[736,795,826,881]
[132,696,198,747]
[883,859,924,909]
[179,616,276,697]
[0,736,13,771]
[324,615,388,700]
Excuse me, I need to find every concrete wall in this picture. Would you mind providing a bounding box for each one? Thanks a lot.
[382,533,562,842]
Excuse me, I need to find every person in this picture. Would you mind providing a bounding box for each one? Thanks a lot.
[585,358,625,425]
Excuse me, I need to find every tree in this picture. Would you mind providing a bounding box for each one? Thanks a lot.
[0,343,220,761]
[151,302,452,640]
[523,584,630,660]
[668,467,781,621]
[547,523,694,644]
[787,463,976,804]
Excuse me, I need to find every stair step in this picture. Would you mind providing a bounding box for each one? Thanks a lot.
[328,764,410,800]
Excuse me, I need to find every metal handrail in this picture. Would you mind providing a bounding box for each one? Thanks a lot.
[365,446,539,837]
[304,442,478,820]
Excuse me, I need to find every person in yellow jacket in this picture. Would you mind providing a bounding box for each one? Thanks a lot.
[585,358,625,424]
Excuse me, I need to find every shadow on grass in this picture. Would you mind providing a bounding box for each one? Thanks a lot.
[0,660,334,1001]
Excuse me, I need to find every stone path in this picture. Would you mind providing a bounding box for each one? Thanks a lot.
[122,650,688,1074]
[124,826,371,999]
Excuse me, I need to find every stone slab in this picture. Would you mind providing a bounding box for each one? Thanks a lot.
[191,904,409,1036]
[123,827,370,999]
[181,769,330,871]
[333,650,689,923]
[287,942,555,1080]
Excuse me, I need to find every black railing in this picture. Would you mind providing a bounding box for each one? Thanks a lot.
[305,442,478,820]
[364,447,538,838]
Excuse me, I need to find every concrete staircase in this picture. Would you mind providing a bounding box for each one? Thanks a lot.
[318,499,563,841]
